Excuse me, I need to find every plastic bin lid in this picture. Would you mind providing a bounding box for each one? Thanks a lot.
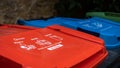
[0,25,107,68]
[77,17,120,49]
[46,17,84,29]
[0,24,37,36]
[17,19,53,28]
[47,17,83,22]
[17,17,83,28]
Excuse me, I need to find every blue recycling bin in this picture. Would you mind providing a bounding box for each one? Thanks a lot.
[17,17,83,29]
[51,17,120,50]
[77,17,120,50]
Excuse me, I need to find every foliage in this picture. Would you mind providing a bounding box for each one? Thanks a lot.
[92,0,120,12]
[55,0,120,18]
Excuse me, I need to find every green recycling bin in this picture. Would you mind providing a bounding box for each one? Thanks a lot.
[86,12,120,23]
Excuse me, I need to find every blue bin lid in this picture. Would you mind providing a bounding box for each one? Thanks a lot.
[77,17,120,49]
[47,17,83,29]
[17,19,53,28]
[17,17,83,29]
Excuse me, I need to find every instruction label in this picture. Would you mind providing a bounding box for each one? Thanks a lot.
[13,33,63,51]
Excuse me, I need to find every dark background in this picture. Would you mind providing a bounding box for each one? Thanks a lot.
[0,0,120,24]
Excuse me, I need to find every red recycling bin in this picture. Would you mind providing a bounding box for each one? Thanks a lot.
[0,24,108,68]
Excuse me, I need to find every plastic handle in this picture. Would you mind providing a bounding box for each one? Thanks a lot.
[17,19,26,25]
[100,33,120,49]
[77,27,100,37]
[105,12,120,17]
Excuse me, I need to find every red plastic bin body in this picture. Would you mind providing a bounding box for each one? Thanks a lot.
[0,25,108,68]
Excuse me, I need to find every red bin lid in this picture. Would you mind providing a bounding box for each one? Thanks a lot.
[0,25,108,68]
[0,24,37,36]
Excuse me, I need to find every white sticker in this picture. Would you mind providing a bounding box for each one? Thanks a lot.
[13,35,63,51]
[31,37,39,40]
[45,33,63,41]
[20,45,36,50]
[35,40,52,46]
[47,44,63,50]
[92,22,103,28]
[13,37,25,41]
[14,41,24,45]
[82,24,92,28]
[82,22,103,29]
